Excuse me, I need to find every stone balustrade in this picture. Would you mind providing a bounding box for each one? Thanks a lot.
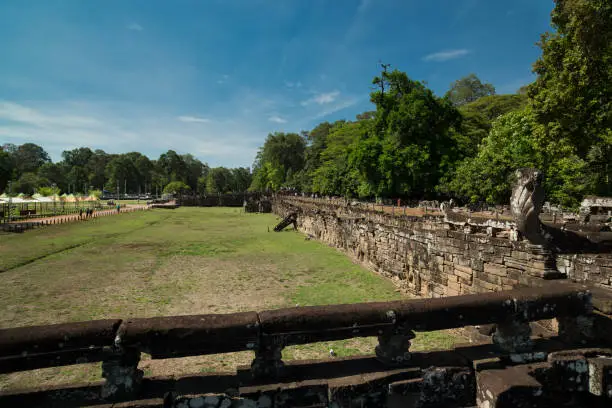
[1,282,611,407]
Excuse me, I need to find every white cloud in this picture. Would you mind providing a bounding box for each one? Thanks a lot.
[268,115,287,124]
[422,49,470,62]
[0,101,266,167]
[127,23,143,31]
[301,90,340,106]
[177,115,211,123]
[0,101,102,128]
[309,98,359,121]
[284,81,303,88]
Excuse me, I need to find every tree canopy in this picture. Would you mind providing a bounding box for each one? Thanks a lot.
[0,144,250,197]
[445,73,496,106]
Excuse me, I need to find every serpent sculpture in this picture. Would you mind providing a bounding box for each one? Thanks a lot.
[510,168,547,246]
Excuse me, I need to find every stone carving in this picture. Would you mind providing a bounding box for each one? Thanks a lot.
[510,168,547,246]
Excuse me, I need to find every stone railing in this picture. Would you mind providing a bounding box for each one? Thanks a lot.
[1,282,611,407]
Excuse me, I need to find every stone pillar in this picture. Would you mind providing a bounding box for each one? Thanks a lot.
[251,338,285,378]
[558,290,595,346]
[375,322,415,366]
[101,347,143,400]
[492,319,533,354]
[558,315,595,346]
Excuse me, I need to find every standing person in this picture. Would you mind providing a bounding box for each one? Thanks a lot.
[116,203,121,213]
[79,208,83,220]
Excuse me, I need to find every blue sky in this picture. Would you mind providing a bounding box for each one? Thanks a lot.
[0,0,554,168]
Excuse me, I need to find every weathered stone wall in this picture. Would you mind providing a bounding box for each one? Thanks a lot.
[273,198,612,297]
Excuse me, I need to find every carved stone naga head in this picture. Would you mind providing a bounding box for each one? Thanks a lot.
[510,168,546,245]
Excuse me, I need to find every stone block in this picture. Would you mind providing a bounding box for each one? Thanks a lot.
[500,277,519,287]
[503,257,529,272]
[476,271,502,287]
[445,287,461,297]
[454,268,473,283]
[476,364,546,408]
[588,355,612,398]
[447,279,461,293]
[469,242,496,254]
[484,263,508,277]
[473,278,500,292]
[506,267,524,281]
[455,264,473,274]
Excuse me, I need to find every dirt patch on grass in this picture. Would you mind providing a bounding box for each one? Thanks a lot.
[156,255,307,315]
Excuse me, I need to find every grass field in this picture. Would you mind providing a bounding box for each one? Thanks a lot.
[0,207,462,390]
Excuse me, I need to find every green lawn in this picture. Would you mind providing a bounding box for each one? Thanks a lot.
[0,207,461,389]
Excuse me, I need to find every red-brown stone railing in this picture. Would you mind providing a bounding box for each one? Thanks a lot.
[1,282,611,407]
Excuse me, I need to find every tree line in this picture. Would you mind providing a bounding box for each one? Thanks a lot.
[0,145,251,196]
[250,0,611,208]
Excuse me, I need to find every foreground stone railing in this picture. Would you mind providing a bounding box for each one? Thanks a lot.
[1,282,611,407]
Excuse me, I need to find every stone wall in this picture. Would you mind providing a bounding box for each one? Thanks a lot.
[273,197,612,297]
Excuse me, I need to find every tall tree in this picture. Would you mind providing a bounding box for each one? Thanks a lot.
[528,0,612,196]
[13,143,50,176]
[206,167,233,194]
[0,148,14,192]
[86,150,110,190]
[157,150,188,184]
[229,167,252,192]
[181,154,207,192]
[445,74,496,106]
[250,132,306,191]
[457,94,528,157]
[38,162,67,192]
[356,67,461,197]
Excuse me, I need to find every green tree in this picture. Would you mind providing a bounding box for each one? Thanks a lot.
[457,94,528,156]
[442,107,589,207]
[163,181,191,195]
[86,150,110,191]
[157,150,188,186]
[206,167,233,193]
[62,147,93,168]
[361,67,461,197]
[0,148,14,192]
[13,143,50,176]
[37,163,67,192]
[250,132,306,191]
[37,185,60,196]
[445,73,496,106]
[14,172,44,195]
[312,121,366,196]
[528,0,612,196]
[230,167,252,192]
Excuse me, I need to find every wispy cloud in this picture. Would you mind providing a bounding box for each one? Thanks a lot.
[309,97,360,121]
[301,90,340,106]
[268,115,287,124]
[0,101,266,167]
[177,115,211,123]
[217,74,230,85]
[127,23,143,31]
[422,49,470,62]
[0,101,102,128]
[284,80,302,88]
